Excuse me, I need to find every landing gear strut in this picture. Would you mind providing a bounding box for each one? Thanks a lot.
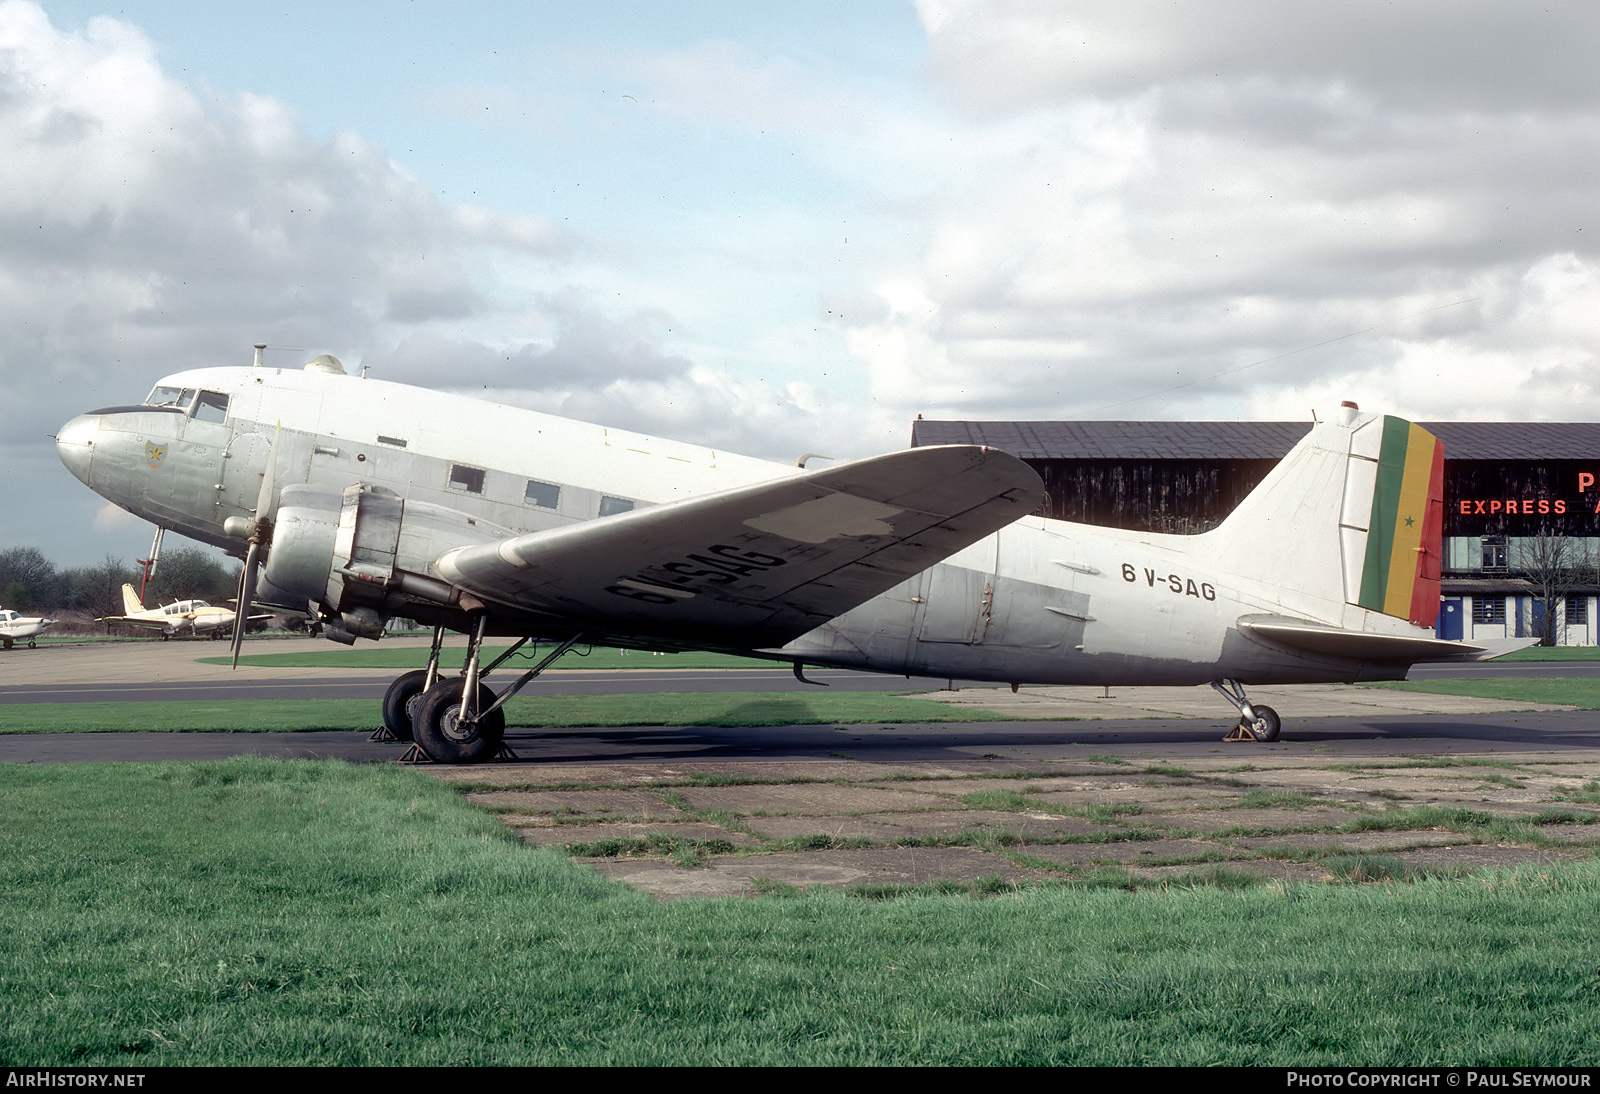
[388,620,585,764]
[1212,679,1281,742]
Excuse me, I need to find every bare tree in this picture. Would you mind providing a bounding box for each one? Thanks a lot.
[1515,527,1596,646]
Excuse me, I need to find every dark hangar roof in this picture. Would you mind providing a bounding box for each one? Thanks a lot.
[910,420,1600,461]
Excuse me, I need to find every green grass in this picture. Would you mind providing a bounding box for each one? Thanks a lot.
[0,692,1016,733]
[1375,677,1600,708]
[200,645,781,670]
[1498,646,1600,661]
[6,759,1600,1065]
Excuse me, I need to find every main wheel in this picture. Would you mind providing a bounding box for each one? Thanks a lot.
[413,678,506,764]
[1240,704,1281,742]
[380,669,429,742]
[2,637,11,651]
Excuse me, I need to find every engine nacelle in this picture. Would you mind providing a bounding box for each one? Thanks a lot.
[262,483,511,623]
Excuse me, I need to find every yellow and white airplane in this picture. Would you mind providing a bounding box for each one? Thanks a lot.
[0,608,56,650]
[97,583,263,639]
[56,353,1521,762]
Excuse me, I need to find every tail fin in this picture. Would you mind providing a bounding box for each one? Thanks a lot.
[121,583,145,615]
[1206,405,1443,630]
[1346,415,1444,627]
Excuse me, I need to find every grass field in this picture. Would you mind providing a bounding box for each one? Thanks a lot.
[0,692,1015,733]
[202,645,776,670]
[3,758,1597,1066]
[1378,677,1600,709]
[1498,646,1600,661]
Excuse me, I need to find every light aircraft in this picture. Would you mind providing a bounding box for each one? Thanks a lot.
[55,353,1516,762]
[97,582,263,639]
[0,608,56,649]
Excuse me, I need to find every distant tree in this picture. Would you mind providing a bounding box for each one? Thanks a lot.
[0,547,56,611]
[58,556,132,621]
[146,546,239,605]
[1515,527,1596,646]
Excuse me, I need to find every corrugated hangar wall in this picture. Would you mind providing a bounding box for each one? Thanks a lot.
[911,420,1600,538]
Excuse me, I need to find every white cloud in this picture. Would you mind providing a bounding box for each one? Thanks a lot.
[844,1,1600,426]
[1,1,866,564]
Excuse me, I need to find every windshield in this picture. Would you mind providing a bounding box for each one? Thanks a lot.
[145,385,196,409]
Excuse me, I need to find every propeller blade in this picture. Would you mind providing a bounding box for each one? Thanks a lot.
[255,421,280,518]
[230,542,260,669]
[231,424,280,670]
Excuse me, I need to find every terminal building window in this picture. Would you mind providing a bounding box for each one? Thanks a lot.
[1481,536,1508,573]
[1472,597,1507,625]
[1568,596,1589,626]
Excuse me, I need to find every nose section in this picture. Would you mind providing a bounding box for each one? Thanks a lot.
[55,413,101,486]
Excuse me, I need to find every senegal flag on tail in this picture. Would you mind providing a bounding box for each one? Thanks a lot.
[1356,416,1444,627]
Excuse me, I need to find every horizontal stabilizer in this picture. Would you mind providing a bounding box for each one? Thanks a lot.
[435,445,1043,649]
[1237,615,1536,663]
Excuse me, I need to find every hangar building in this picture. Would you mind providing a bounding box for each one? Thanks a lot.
[911,418,1600,647]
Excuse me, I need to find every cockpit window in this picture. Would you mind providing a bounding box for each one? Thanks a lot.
[193,390,230,423]
[145,386,195,409]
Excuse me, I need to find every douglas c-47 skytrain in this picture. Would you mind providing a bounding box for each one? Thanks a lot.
[55,351,1522,763]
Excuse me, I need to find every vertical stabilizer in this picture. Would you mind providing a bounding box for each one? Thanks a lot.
[1343,416,1444,627]
[121,583,145,615]
[1204,406,1444,631]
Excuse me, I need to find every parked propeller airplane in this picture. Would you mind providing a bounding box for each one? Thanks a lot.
[55,353,1516,763]
[97,582,267,639]
[0,608,56,650]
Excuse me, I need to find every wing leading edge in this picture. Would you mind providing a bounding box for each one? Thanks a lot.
[434,445,1043,649]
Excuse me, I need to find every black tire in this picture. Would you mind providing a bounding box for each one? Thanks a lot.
[2,637,11,651]
[380,669,429,742]
[413,678,505,764]
[1242,704,1281,742]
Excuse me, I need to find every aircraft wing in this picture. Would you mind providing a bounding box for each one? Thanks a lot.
[434,445,1042,649]
[95,615,170,631]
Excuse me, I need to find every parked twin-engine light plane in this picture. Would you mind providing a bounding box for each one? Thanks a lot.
[56,353,1519,762]
[97,582,265,639]
[0,608,56,650]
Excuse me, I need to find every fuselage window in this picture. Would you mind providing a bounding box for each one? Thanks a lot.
[524,480,561,509]
[449,464,486,494]
[193,390,230,423]
[599,496,634,517]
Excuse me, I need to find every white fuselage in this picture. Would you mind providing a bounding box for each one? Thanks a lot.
[119,600,237,636]
[0,609,54,643]
[56,364,1413,686]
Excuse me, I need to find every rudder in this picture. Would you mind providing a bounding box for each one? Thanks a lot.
[1344,416,1444,627]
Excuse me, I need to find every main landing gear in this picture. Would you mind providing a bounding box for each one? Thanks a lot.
[1211,679,1281,742]
[377,620,584,764]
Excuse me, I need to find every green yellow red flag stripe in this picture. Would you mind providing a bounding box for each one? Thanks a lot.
[1357,417,1443,626]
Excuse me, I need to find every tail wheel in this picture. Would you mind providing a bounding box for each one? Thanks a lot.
[1241,704,1281,742]
[380,669,429,742]
[413,678,506,764]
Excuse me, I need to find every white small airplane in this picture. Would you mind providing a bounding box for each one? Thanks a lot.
[56,353,1520,762]
[97,583,264,639]
[0,608,57,650]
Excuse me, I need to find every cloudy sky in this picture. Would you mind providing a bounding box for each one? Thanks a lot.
[5,0,1600,567]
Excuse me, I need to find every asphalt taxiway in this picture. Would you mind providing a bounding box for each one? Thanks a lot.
[1,636,1595,765]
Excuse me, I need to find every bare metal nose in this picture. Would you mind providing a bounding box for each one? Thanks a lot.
[55,413,100,486]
